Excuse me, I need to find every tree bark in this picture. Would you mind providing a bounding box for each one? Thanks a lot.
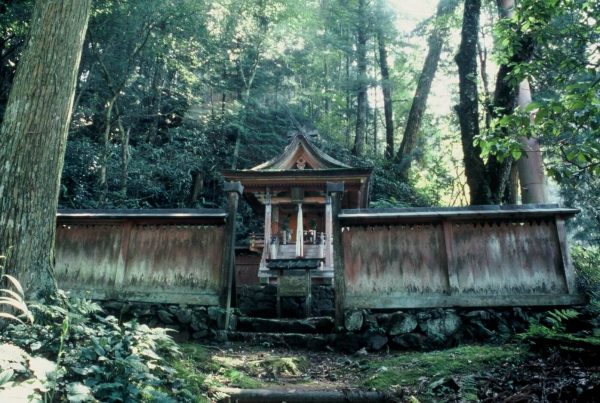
[396,0,459,177]
[455,0,491,205]
[0,0,91,299]
[490,0,545,204]
[376,12,394,160]
[352,0,368,156]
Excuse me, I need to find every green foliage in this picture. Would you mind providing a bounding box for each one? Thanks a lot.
[0,291,205,402]
[572,245,600,305]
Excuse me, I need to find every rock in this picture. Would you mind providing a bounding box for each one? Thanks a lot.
[176,308,193,324]
[388,312,418,336]
[376,313,392,329]
[391,333,426,349]
[364,313,379,330]
[367,334,388,351]
[345,310,364,332]
[157,309,175,324]
[467,320,495,339]
[208,306,222,321]
[420,312,462,342]
[465,310,491,321]
[513,307,529,322]
[416,312,432,323]
[497,322,512,336]
[191,318,208,331]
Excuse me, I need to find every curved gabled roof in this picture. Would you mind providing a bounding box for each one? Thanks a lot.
[250,133,351,171]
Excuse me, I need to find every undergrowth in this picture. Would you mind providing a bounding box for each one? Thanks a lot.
[0,289,206,402]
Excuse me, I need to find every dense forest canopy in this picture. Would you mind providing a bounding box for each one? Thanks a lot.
[0,0,598,242]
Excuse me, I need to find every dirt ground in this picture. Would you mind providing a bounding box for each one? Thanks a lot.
[177,341,600,402]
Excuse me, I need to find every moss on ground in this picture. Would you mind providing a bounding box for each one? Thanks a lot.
[363,344,525,390]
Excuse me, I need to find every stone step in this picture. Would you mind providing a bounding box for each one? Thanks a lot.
[225,330,336,350]
[236,316,335,334]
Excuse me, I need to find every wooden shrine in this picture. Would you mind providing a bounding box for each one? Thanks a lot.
[222,133,372,284]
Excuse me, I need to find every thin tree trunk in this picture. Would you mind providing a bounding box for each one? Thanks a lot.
[0,0,91,299]
[456,0,491,205]
[99,94,117,200]
[376,20,394,160]
[352,0,368,156]
[516,80,546,203]
[396,0,459,177]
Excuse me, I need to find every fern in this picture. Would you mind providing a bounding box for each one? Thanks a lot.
[546,309,579,332]
[0,256,33,324]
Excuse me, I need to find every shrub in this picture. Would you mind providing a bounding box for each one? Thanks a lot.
[0,290,201,402]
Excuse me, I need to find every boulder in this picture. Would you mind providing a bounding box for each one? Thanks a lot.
[344,310,364,332]
[420,311,462,342]
[176,308,193,324]
[366,334,388,351]
[388,312,418,336]
[157,309,175,324]
[391,333,427,350]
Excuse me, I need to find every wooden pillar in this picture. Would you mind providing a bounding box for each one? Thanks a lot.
[264,197,272,261]
[325,197,333,268]
[220,181,243,330]
[555,216,576,294]
[327,182,345,327]
[296,203,304,257]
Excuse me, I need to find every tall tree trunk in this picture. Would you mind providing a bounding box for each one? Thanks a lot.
[516,80,546,203]
[489,0,545,204]
[352,0,368,156]
[376,19,394,160]
[456,0,491,205]
[0,0,91,299]
[396,0,459,177]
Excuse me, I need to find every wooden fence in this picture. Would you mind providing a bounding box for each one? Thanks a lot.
[338,205,584,309]
[55,209,228,305]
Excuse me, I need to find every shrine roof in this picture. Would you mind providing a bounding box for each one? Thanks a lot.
[222,133,372,183]
[251,133,351,171]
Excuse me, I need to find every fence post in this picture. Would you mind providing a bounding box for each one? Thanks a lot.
[220,181,243,330]
[327,182,345,328]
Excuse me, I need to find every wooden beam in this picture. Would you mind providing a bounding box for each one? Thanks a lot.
[345,293,586,309]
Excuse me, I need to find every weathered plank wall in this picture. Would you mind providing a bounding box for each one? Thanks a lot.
[55,209,227,305]
[339,205,583,309]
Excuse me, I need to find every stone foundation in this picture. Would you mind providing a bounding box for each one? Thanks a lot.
[336,307,538,352]
[100,299,572,353]
[101,301,221,342]
[236,285,335,318]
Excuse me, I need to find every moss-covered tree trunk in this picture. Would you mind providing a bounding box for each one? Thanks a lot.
[455,0,491,205]
[0,0,91,300]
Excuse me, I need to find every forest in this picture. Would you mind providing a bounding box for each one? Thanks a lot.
[0,0,599,401]
[1,0,599,240]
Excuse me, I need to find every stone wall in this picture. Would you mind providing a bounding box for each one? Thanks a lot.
[236,285,335,318]
[337,307,536,352]
[101,301,222,342]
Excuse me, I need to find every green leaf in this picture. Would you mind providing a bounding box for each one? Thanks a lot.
[511,149,522,160]
[0,369,14,386]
